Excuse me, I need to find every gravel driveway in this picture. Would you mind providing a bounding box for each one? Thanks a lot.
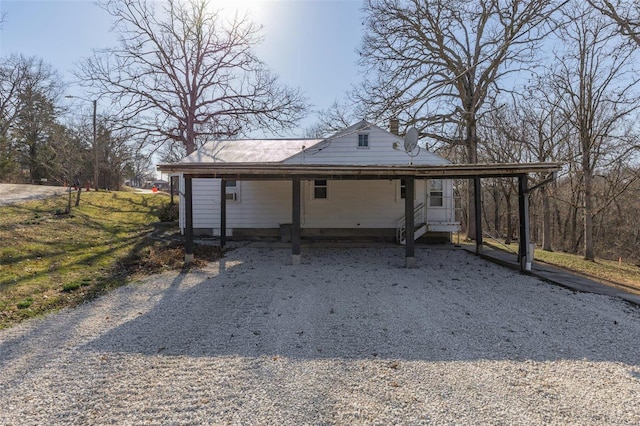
[1,245,639,425]
[0,183,69,206]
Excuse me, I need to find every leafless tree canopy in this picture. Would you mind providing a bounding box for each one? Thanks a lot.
[551,2,640,260]
[0,55,61,138]
[77,0,308,154]
[0,55,64,182]
[474,1,640,261]
[304,100,355,138]
[357,0,563,239]
[357,0,563,162]
[587,0,640,47]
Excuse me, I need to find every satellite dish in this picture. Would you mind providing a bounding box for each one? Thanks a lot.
[404,127,418,152]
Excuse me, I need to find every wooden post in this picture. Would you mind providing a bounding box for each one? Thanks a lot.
[405,176,416,268]
[184,175,194,263]
[474,176,483,254]
[170,175,175,205]
[292,177,301,265]
[518,174,532,272]
[220,178,226,248]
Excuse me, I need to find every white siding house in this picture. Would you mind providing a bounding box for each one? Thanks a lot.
[174,121,460,243]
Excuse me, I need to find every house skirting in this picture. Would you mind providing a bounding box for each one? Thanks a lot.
[190,227,451,244]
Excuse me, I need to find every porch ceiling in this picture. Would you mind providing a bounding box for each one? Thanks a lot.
[157,162,562,180]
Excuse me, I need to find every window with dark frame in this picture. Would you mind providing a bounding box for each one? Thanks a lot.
[313,179,328,199]
[400,179,416,200]
[358,133,369,148]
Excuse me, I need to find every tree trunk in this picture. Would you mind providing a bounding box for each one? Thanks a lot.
[466,118,478,240]
[505,193,513,245]
[493,183,500,235]
[541,186,552,251]
[75,186,82,207]
[583,170,595,260]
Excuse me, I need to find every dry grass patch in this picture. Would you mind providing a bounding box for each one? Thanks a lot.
[482,240,640,294]
[0,191,221,329]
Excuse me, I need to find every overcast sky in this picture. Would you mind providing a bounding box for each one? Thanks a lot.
[0,0,364,134]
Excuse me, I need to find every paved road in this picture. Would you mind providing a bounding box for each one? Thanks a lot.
[0,183,69,206]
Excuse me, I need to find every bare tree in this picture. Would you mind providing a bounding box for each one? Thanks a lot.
[357,0,564,238]
[0,55,55,137]
[77,0,308,155]
[0,55,63,182]
[551,2,640,260]
[509,82,571,251]
[13,88,57,182]
[43,123,88,211]
[305,99,355,138]
[587,0,640,46]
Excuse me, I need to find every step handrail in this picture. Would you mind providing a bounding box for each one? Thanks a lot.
[396,203,425,243]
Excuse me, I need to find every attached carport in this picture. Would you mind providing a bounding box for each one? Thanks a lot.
[157,162,561,272]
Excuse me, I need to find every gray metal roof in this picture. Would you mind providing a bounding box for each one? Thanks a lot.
[179,139,324,164]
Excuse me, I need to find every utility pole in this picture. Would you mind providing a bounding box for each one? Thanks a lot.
[65,95,99,190]
[93,99,98,190]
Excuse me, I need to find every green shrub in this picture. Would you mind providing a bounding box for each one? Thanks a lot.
[62,282,81,292]
[17,298,33,309]
[156,203,179,222]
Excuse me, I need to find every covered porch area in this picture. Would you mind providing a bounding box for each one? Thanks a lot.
[157,162,561,272]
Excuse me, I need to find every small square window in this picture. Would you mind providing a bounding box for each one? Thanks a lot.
[225,180,239,202]
[358,134,369,148]
[314,179,327,199]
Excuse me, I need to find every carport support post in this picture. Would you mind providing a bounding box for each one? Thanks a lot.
[184,175,194,264]
[170,176,175,205]
[292,177,301,265]
[518,174,532,272]
[473,175,483,254]
[405,176,416,268]
[220,178,226,248]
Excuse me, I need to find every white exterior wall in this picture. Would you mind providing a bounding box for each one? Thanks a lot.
[285,125,448,166]
[177,123,457,234]
[302,179,426,228]
[181,178,292,234]
[179,176,455,233]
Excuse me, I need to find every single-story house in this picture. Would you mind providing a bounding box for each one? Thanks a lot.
[171,121,459,243]
[158,120,561,270]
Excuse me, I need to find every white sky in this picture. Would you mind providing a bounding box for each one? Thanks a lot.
[0,0,364,135]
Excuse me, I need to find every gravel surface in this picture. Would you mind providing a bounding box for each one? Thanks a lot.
[0,184,69,206]
[1,245,639,425]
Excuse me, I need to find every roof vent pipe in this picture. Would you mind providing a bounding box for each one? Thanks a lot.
[389,118,399,135]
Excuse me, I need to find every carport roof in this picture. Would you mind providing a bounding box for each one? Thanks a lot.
[157,161,563,180]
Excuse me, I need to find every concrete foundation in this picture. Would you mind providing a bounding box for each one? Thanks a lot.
[405,257,416,268]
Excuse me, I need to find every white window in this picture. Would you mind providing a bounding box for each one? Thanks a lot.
[225,180,239,202]
[313,179,328,199]
[429,179,444,207]
[358,133,369,148]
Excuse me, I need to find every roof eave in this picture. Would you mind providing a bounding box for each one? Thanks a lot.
[157,162,562,180]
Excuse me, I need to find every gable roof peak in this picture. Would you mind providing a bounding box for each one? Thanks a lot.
[326,119,400,140]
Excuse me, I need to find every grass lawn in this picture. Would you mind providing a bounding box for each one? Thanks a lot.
[0,190,195,329]
[482,240,640,294]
